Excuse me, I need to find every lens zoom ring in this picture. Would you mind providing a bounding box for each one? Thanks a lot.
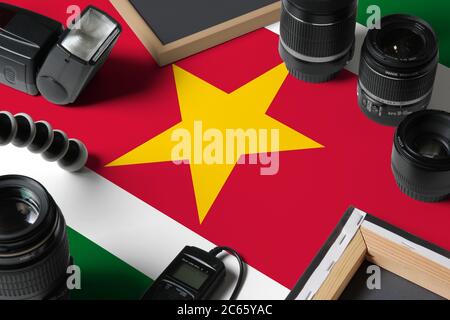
[0,235,69,299]
[359,61,437,103]
[280,8,356,58]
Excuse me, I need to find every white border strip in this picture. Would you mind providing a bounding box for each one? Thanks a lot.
[362,220,450,269]
[295,208,366,300]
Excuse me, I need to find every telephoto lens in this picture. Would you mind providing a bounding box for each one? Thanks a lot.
[358,15,439,126]
[0,175,71,300]
[392,110,450,202]
[279,0,357,83]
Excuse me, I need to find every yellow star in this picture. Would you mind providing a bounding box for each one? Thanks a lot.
[107,63,323,223]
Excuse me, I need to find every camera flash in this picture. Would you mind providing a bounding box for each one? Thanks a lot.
[61,8,119,62]
[37,6,121,105]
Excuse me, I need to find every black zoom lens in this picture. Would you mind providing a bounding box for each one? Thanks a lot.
[0,175,70,300]
[358,15,439,126]
[392,111,450,202]
[279,0,357,83]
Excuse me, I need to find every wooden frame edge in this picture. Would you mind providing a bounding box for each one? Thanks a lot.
[110,0,164,65]
[313,231,367,300]
[110,0,281,66]
[289,209,449,300]
[361,224,450,299]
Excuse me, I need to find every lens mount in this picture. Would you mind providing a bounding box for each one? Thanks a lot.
[358,14,439,126]
[392,111,450,202]
[279,0,357,83]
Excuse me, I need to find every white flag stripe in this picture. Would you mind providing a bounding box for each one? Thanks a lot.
[266,22,450,113]
[0,145,289,299]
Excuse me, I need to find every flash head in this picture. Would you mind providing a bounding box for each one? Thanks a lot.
[37,6,122,105]
[61,8,120,62]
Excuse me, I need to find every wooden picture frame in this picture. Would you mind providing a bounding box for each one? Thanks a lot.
[288,207,450,300]
[110,0,281,66]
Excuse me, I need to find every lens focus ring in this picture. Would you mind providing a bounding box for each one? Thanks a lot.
[0,228,69,299]
[392,163,449,202]
[280,5,356,58]
[359,60,437,103]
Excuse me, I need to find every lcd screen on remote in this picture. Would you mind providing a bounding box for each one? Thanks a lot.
[172,263,209,290]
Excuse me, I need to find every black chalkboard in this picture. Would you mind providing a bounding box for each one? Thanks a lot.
[129,0,278,44]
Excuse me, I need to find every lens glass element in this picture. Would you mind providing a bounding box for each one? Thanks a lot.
[0,187,39,236]
[379,28,424,59]
[414,135,449,159]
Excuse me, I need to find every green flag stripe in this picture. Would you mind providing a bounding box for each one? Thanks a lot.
[68,228,152,300]
[357,0,450,67]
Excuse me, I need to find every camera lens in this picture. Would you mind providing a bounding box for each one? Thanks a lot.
[392,110,450,202]
[279,0,357,83]
[358,15,439,126]
[0,175,70,300]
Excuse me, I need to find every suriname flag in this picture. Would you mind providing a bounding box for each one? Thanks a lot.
[1,0,449,299]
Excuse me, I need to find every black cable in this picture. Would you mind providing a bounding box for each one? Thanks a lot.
[209,246,246,300]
